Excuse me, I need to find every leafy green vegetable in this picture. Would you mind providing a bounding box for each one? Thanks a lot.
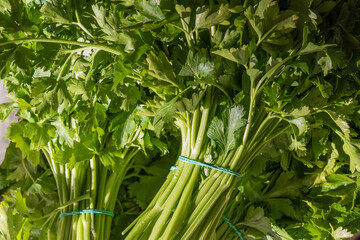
[0,0,359,239]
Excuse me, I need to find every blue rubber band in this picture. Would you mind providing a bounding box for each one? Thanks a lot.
[176,156,242,177]
[59,209,114,219]
[222,215,244,240]
[169,165,178,171]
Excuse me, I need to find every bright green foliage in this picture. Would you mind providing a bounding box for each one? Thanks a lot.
[0,0,359,239]
[0,0,168,239]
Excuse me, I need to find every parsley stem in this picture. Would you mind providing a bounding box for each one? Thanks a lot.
[75,9,95,41]
[0,38,121,55]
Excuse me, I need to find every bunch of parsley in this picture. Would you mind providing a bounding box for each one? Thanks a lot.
[0,0,360,240]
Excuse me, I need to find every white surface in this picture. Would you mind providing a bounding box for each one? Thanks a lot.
[0,81,16,164]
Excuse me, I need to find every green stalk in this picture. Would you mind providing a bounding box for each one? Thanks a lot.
[187,173,229,225]
[71,168,78,240]
[193,168,225,207]
[104,149,139,240]
[216,221,229,238]
[95,166,108,239]
[74,9,95,40]
[192,88,213,155]
[190,108,200,150]
[148,163,195,239]
[181,174,233,239]
[198,193,229,239]
[160,165,201,239]
[89,157,97,236]
[122,169,178,235]
[97,173,117,239]
[84,168,91,240]
[255,55,293,95]
[0,38,121,55]
[77,216,83,240]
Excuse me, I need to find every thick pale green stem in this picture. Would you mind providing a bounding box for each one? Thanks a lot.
[148,163,195,239]
[181,174,233,239]
[94,166,107,239]
[160,165,201,239]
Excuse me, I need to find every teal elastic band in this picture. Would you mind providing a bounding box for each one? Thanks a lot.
[169,165,178,171]
[59,209,114,219]
[177,156,242,177]
[222,215,244,240]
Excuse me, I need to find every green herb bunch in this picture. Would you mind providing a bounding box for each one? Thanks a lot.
[0,0,359,240]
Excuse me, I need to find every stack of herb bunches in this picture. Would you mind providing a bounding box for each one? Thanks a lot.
[1,0,360,240]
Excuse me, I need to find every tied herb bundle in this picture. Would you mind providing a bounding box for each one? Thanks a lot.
[123,0,360,239]
[0,1,167,239]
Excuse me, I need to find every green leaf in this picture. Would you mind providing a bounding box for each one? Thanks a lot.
[271,11,298,32]
[23,123,55,151]
[40,2,72,24]
[14,189,29,216]
[1,142,32,183]
[92,4,106,28]
[179,51,214,79]
[17,99,31,110]
[299,42,335,55]
[265,198,296,219]
[207,117,225,151]
[0,0,11,13]
[318,1,337,13]
[67,80,88,100]
[151,138,168,155]
[224,106,247,153]
[0,202,13,240]
[181,91,205,112]
[153,98,177,136]
[208,106,247,154]
[321,174,356,192]
[289,106,310,117]
[212,46,250,66]
[5,122,40,166]
[246,68,263,83]
[323,110,350,138]
[332,227,353,240]
[312,128,329,160]
[54,141,94,169]
[317,53,333,76]
[51,117,75,147]
[175,4,191,25]
[289,117,308,136]
[343,140,360,172]
[195,4,231,29]
[263,172,303,200]
[135,0,165,21]
[147,51,177,86]
[118,85,142,111]
[272,225,295,240]
[0,201,31,240]
[119,114,137,148]
[27,169,57,195]
[14,46,35,70]
[0,101,16,121]
[98,148,125,174]
[311,76,334,98]
[239,206,273,235]
[255,0,274,18]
